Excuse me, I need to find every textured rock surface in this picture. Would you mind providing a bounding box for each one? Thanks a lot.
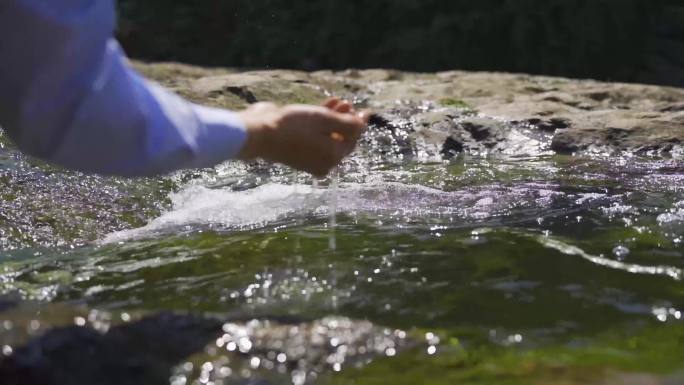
[134,62,684,156]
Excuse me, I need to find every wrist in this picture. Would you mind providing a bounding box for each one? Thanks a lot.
[236,108,276,160]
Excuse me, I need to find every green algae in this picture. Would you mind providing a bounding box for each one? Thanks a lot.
[439,98,473,110]
[327,324,684,385]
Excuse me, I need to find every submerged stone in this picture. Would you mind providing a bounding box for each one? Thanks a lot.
[0,309,413,385]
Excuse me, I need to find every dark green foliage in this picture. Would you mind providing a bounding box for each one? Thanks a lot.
[116,1,681,83]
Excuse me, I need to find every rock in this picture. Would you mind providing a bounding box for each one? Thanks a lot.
[524,117,571,132]
[131,61,684,155]
[460,117,507,143]
[0,308,413,385]
[551,111,684,153]
[191,72,327,110]
[441,136,465,158]
[411,112,511,156]
[362,112,416,156]
[551,130,585,154]
[0,312,223,385]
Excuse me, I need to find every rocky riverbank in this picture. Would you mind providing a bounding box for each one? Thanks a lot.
[135,62,684,157]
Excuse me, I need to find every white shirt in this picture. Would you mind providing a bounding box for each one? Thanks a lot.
[0,0,247,176]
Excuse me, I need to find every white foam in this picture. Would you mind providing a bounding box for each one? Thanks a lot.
[657,200,684,226]
[103,181,580,244]
[103,183,325,243]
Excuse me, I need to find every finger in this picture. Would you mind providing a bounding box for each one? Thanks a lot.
[357,110,372,125]
[334,101,353,114]
[250,102,277,113]
[323,97,341,110]
[335,111,368,141]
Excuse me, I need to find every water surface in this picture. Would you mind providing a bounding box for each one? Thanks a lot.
[1,114,683,384]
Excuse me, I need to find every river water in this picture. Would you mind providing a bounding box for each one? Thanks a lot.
[1,110,683,384]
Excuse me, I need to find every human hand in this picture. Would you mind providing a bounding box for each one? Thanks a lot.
[237,98,368,176]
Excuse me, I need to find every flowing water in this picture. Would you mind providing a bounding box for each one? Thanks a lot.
[1,109,684,384]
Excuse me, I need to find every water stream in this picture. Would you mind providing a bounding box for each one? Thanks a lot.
[1,110,684,384]
[328,169,339,252]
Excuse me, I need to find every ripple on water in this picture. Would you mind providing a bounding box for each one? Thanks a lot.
[657,200,684,226]
[103,179,620,244]
[3,113,684,383]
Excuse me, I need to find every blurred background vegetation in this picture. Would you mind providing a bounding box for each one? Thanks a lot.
[117,0,684,86]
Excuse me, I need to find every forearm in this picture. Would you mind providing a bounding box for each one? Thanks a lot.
[47,40,247,176]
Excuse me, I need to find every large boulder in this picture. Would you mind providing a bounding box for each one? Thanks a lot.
[133,62,684,157]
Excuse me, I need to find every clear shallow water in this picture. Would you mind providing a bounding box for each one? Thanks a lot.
[1,120,684,384]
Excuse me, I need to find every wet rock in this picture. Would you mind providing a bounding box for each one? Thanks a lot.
[0,312,223,385]
[551,131,584,154]
[363,112,416,156]
[0,159,172,251]
[225,86,258,104]
[550,111,684,153]
[525,117,571,132]
[435,116,509,157]
[0,308,414,385]
[460,117,507,143]
[411,111,509,156]
[210,317,412,378]
[441,137,465,158]
[135,61,684,155]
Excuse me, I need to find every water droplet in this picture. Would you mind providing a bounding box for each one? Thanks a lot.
[250,357,261,369]
[238,338,252,353]
[219,367,232,377]
[612,245,630,260]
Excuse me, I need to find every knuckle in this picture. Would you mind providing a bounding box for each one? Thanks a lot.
[252,102,277,112]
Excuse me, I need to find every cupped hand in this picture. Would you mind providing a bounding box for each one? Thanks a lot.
[237,98,368,176]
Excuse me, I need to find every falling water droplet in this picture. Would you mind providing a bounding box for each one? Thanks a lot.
[612,245,630,260]
[329,169,339,252]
